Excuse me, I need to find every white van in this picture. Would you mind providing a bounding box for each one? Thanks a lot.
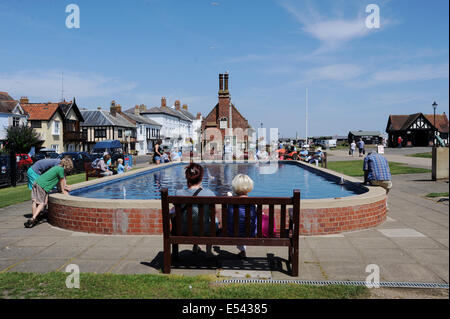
[320,139,337,149]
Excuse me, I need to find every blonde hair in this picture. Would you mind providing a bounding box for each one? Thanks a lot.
[60,158,73,173]
[232,174,254,195]
[117,158,123,163]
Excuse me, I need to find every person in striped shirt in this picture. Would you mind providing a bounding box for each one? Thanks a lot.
[363,151,392,194]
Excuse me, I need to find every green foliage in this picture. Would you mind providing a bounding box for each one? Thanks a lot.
[5,125,40,154]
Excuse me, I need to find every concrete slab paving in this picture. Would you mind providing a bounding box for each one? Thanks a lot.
[8,259,69,273]
[378,263,445,283]
[0,171,447,286]
[359,248,417,264]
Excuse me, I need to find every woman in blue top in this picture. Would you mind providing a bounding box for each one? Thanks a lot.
[227,174,257,259]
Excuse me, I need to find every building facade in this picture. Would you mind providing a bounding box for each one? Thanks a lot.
[123,104,162,155]
[386,112,449,147]
[201,73,253,158]
[80,103,137,153]
[0,92,28,146]
[21,97,85,153]
[140,97,193,150]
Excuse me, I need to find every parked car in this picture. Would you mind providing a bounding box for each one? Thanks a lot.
[0,155,26,187]
[32,148,60,162]
[91,140,124,165]
[58,152,92,174]
[16,153,33,170]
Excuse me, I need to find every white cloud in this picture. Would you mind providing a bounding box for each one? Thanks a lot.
[370,64,449,84]
[305,64,364,81]
[280,1,389,53]
[0,70,137,101]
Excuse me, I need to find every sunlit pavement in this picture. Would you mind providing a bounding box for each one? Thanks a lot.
[0,169,447,285]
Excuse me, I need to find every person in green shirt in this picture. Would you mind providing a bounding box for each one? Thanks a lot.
[25,158,74,228]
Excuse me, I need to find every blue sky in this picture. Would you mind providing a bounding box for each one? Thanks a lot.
[0,0,448,137]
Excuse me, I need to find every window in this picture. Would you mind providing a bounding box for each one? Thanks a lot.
[118,129,123,138]
[140,125,143,135]
[52,121,60,135]
[31,121,42,128]
[13,117,20,127]
[94,128,107,138]
[51,144,59,153]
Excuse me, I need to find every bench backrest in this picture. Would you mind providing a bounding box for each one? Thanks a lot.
[161,188,300,239]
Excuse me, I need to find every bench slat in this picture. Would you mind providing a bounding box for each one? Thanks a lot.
[245,205,251,237]
[167,236,291,246]
[233,205,239,237]
[198,204,204,237]
[187,205,193,236]
[167,196,293,205]
[257,205,263,238]
[269,204,274,238]
[175,205,182,236]
[210,204,216,237]
[280,204,286,238]
[221,204,227,237]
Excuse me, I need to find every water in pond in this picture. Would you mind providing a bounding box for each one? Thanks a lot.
[71,162,363,200]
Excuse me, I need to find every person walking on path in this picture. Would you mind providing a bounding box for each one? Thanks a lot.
[350,140,356,157]
[357,139,365,157]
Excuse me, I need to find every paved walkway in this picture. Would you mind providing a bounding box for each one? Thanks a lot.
[0,171,448,284]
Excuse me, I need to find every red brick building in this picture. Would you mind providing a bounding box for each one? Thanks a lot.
[201,73,253,158]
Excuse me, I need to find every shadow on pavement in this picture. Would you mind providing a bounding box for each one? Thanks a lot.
[142,249,291,275]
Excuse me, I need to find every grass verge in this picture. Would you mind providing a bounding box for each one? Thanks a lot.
[327,161,431,177]
[425,192,449,198]
[0,272,368,299]
[0,172,96,208]
[406,152,432,158]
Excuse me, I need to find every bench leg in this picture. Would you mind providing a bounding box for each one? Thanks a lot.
[291,245,299,277]
[163,240,171,274]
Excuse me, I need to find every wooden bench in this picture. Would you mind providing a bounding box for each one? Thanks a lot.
[84,162,102,181]
[160,188,301,276]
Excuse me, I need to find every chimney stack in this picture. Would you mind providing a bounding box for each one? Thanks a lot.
[224,72,229,92]
[19,96,29,104]
[175,100,181,110]
[110,101,121,117]
[161,97,167,108]
[139,104,146,113]
[134,105,140,115]
[196,112,202,120]
[182,104,188,110]
[219,74,224,92]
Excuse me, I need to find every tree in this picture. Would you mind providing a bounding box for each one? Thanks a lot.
[5,125,41,154]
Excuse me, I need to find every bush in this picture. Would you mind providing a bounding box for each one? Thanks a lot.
[5,125,40,154]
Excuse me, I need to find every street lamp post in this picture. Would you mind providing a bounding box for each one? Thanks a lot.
[432,101,438,147]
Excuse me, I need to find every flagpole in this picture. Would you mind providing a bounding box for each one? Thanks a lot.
[305,88,308,146]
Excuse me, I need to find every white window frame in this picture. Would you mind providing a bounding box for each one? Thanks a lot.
[53,121,60,135]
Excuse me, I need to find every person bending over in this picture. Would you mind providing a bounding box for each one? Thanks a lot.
[25,158,74,228]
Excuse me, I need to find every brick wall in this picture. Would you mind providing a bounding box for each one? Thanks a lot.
[49,198,386,236]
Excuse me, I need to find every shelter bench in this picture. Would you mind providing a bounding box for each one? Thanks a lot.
[84,162,102,181]
[160,188,301,276]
